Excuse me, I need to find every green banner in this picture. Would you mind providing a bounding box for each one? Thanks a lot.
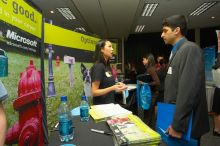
[44,23,117,54]
[0,0,42,38]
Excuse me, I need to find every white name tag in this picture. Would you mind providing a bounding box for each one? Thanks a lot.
[105,72,111,77]
[167,67,172,74]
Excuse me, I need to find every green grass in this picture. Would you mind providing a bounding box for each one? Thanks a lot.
[2,51,92,136]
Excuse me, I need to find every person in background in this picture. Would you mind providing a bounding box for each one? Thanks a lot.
[124,62,131,79]
[111,64,117,81]
[154,58,168,121]
[130,62,137,73]
[155,55,164,70]
[91,39,127,105]
[124,62,137,84]
[161,14,209,144]
[212,62,220,137]
[129,62,137,84]
[0,80,7,146]
[156,58,168,104]
[116,63,122,74]
[116,63,124,83]
[141,54,160,89]
[139,53,160,128]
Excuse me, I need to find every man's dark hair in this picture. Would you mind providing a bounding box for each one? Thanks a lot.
[162,15,188,36]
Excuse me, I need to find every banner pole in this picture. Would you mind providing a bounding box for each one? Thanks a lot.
[41,18,49,144]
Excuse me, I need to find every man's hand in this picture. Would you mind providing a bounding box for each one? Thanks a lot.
[166,125,182,139]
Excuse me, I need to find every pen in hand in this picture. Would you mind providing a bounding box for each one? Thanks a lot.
[90,128,112,136]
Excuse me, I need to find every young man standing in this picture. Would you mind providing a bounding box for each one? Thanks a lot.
[161,15,210,144]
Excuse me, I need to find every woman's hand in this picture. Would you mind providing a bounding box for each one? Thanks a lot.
[114,82,127,92]
[92,81,127,97]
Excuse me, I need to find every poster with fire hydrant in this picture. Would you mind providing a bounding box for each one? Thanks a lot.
[0,1,118,145]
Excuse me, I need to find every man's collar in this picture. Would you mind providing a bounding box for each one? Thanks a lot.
[171,37,185,53]
[173,37,185,46]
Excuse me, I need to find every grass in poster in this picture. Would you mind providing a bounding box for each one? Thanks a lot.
[2,51,92,136]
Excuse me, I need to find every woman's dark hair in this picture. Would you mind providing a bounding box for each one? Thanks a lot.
[94,39,110,66]
[162,15,188,36]
[143,53,155,67]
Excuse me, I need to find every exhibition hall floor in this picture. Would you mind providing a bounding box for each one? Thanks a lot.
[200,115,220,146]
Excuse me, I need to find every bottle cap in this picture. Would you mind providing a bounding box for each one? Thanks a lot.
[61,96,67,102]
[81,95,87,100]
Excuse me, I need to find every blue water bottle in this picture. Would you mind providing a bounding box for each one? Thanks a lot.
[80,95,89,122]
[58,96,74,142]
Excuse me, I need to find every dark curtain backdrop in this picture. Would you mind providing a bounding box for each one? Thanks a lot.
[124,30,195,74]
[200,27,219,49]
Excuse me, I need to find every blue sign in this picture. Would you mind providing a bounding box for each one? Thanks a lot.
[203,46,216,81]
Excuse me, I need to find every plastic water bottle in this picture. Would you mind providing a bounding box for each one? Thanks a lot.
[58,96,74,142]
[80,95,89,122]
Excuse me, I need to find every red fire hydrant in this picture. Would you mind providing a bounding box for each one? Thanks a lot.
[56,56,60,67]
[5,60,44,146]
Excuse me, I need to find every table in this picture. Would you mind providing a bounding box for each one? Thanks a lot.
[126,84,137,91]
[122,84,136,104]
[115,84,137,115]
[47,116,115,146]
[48,112,164,146]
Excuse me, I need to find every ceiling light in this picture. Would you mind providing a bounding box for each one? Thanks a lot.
[50,11,54,14]
[211,16,215,19]
[135,25,145,32]
[189,1,218,16]
[141,3,158,16]
[75,27,86,32]
[57,8,76,20]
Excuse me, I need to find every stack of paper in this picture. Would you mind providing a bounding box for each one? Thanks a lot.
[89,103,132,122]
[107,114,161,146]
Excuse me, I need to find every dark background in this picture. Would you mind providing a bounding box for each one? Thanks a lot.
[124,26,220,74]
